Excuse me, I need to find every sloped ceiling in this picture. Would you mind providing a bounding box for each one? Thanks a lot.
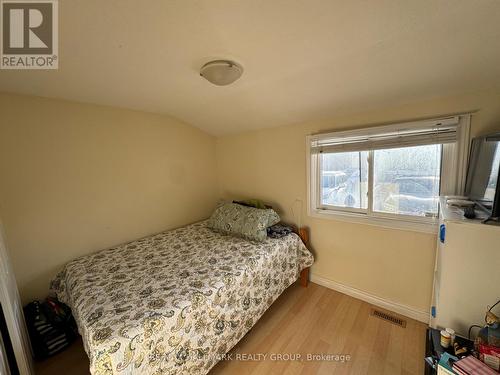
[1,0,500,135]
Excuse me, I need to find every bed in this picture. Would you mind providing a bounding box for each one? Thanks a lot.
[51,220,314,375]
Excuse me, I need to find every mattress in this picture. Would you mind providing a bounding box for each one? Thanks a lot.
[51,221,314,374]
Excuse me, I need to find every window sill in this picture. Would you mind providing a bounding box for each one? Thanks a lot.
[308,208,438,234]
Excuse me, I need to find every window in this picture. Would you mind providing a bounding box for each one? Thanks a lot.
[308,115,471,232]
[320,151,368,210]
[372,144,441,217]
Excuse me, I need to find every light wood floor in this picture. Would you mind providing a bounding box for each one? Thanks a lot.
[35,282,427,375]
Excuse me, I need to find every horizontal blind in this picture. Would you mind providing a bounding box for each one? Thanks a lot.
[310,116,459,153]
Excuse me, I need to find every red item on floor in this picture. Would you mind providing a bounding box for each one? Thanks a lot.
[478,343,500,371]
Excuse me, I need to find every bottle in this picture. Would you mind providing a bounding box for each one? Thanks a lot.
[440,330,451,348]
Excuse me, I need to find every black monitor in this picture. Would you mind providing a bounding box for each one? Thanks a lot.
[465,132,500,220]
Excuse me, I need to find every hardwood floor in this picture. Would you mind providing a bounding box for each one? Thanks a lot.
[35,282,427,375]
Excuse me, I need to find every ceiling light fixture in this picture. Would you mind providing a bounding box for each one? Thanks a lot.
[200,60,243,86]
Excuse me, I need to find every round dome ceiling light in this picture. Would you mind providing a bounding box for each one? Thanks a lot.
[200,60,243,86]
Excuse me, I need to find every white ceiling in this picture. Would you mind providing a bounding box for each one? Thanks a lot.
[1,0,500,135]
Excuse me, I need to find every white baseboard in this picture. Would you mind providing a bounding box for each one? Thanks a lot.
[310,274,429,324]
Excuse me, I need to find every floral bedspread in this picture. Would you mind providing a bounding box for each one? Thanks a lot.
[51,221,314,375]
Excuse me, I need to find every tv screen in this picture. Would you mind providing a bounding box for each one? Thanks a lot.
[465,133,500,217]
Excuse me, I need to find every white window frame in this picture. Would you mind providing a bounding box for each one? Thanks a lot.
[306,115,471,233]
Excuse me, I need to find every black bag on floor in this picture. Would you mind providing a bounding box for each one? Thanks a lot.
[24,297,78,360]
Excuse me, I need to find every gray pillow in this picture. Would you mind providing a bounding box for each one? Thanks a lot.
[207,203,280,242]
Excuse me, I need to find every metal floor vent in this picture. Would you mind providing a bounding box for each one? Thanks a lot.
[370,309,407,328]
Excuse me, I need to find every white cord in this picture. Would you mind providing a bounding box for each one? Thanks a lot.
[291,198,303,229]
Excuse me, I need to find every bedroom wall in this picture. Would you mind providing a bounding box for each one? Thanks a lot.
[0,93,219,304]
[216,90,500,315]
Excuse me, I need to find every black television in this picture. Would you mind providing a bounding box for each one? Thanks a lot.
[465,132,500,221]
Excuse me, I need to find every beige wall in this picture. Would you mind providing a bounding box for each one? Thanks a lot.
[216,91,500,313]
[0,93,219,304]
[2,90,500,311]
